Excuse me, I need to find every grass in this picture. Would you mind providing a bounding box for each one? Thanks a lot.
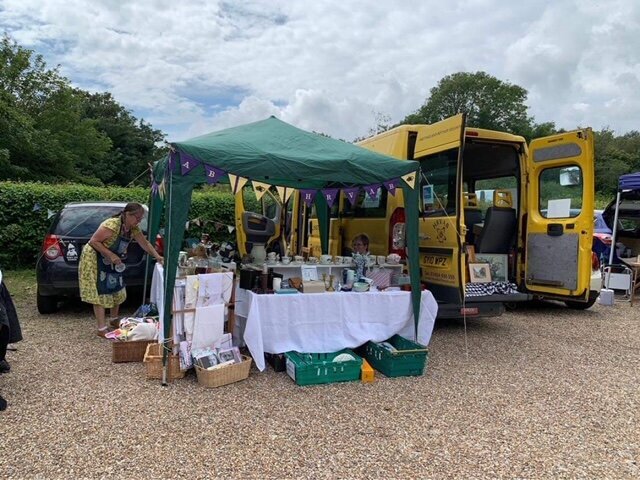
[2,268,36,303]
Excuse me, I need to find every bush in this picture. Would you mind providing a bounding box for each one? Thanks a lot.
[0,181,243,268]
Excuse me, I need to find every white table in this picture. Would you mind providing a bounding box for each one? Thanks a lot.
[235,289,438,371]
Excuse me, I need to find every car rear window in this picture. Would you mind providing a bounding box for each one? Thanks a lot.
[53,206,148,237]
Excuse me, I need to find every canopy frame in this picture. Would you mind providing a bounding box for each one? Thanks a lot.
[148,117,423,384]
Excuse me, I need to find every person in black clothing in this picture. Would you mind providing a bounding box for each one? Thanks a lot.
[1,270,23,411]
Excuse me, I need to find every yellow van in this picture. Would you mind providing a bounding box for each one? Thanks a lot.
[301,114,597,318]
[234,186,301,259]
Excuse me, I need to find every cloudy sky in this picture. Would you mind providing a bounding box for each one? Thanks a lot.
[1,0,638,142]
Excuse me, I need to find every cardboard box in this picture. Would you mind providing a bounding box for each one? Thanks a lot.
[302,280,326,293]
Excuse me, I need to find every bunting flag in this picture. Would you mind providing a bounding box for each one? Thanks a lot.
[158,179,166,200]
[343,187,360,206]
[299,188,317,207]
[204,165,226,185]
[384,178,400,196]
[322,188,340,208]
[151,181,159,196]
[192,218,202,227]
[228,174,248,194]
[185,221,190,230]
[364,183,381,199]
[32,203,41,212]
[180,152,200,176]
[227,225,235,233]
[276,185,295,204]
[401,172,416,189]
[252,180,271,201]
[47,209,56,219]
[168,150,177,172]
[215,221,224,231]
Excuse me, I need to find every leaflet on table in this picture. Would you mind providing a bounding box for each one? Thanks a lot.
[300,265,318,281]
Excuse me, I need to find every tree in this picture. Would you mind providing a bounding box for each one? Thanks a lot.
[593,129,640,196]
[0,35,111,183]
[76,91,167,186]
[402,71,533,135]
[0,34,167,186]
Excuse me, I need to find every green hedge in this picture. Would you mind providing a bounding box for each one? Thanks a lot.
[0,181,250,268]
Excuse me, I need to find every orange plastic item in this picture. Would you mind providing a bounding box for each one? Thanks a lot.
[361,359,375,383]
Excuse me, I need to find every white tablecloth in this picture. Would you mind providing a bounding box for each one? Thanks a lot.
[237,289,438,371]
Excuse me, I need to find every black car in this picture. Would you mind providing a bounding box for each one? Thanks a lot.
[36,202,151,314]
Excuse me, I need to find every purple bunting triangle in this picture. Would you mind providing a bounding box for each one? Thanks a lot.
[151,181,159,196]
[204,165,226,184]
[343,187,360,206]
[300,189,318,207]
[180,152,200,175]
[322,188,340,208]
[384,178,400,196]
[364,183,381,199]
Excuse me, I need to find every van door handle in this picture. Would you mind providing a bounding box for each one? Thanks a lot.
[547,224,563,236]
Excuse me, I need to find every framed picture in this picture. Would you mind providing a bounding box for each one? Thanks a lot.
[194,351,219,369]
[475,253,508,282]
[301,265,319,281]
[217,346,242,364]
[468,263,492,283]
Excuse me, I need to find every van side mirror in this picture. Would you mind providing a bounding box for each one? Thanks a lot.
[559,166,581,186]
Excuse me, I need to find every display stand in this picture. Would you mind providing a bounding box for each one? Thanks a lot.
[150,265,236,346]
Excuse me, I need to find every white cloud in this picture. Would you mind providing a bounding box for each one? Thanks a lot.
[1,0,639,141]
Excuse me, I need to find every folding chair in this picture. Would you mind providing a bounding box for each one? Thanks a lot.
[602,264,634,302]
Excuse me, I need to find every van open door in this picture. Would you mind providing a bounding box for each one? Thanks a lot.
[234,187,282,257]
[412,114,466,305]
[525,129,595,300]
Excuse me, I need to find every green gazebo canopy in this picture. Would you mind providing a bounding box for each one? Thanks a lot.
[149,116,422,367]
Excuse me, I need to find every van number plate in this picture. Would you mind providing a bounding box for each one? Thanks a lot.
[422,255,450,268]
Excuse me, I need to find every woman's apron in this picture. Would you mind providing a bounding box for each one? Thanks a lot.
[96,221,132,295]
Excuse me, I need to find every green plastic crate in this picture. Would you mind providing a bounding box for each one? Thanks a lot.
[285,350,363,386]
[361,335,428,377]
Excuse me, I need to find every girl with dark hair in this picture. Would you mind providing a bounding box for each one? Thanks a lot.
[78,202,163,337]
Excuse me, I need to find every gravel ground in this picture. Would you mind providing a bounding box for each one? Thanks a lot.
[0,272,638,479]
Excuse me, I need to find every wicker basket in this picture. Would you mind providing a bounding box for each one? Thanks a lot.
[112,340,154,363]
[195,355,252,388]
[143,343,186,381]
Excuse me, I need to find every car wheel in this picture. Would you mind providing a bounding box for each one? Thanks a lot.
[37,289,59,314]
[565,293,598,310]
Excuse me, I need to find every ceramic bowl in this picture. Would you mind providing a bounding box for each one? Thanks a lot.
[352,282,370,293]
[386,254,401,265]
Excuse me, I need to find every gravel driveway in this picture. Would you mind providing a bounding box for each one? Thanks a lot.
[0,271,638,479]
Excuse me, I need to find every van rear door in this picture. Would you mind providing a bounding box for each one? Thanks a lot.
[412,114,466,305]
[525,129,595,299]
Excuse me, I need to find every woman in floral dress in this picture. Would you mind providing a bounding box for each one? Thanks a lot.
[79,202,163,337]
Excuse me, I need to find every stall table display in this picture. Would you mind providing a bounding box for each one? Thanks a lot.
[244,262,403,282]
[235,289,437,371]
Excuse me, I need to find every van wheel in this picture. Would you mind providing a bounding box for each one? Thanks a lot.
[564,295,597,310]
[37,289,59,314]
